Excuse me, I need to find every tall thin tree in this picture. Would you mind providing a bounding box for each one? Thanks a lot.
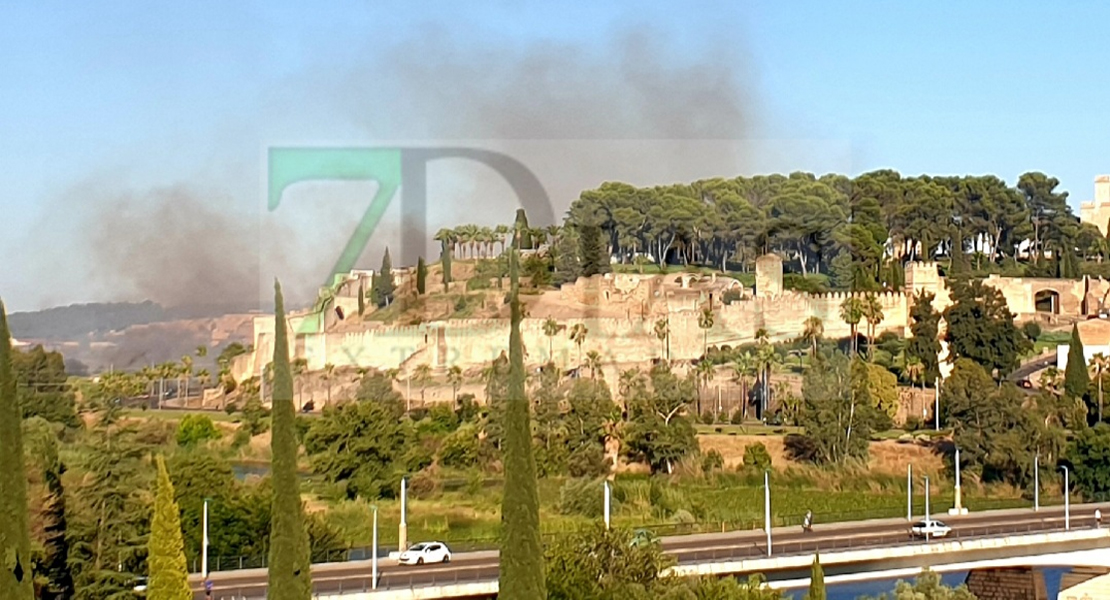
[0,299,33,600]
[268,281,312,600]
[147,455,191,600]
[498,248,546,599]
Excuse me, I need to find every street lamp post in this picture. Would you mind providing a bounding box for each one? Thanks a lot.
[1034,453,1039,512]
[202,498,209,580]
[604,481,611,530]
[924,475,931,539]
[399,478,408,554]
[372,505,379,590]
[764,470,772,557]
[1061,466,1070,531]
[949,448,966,516]
[907,464,913,522]
[934,377,940,431]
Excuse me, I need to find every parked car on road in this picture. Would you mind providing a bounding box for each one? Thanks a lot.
[910,520,951,539]
[398,541,452,565]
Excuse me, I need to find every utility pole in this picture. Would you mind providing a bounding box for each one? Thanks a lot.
[949,448,966,515]
[934,377,940,431]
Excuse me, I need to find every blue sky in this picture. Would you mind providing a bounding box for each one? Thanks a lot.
[4,1,1110,310]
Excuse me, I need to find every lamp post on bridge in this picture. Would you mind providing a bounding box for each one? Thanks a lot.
[1034,453,1039,512]
[399,477,408,555]
[372,504,379,590]
[949,447,967,516]
[1061,466,1070,531]
[907,464,913,522]
[764,470,772,557]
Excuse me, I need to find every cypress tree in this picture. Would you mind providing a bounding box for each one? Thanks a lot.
[578,223,609,277]
[513,209,534,250]
[268,281,312,599]
[39,456,73,600]
[442,240,453,290]
[906,291,942,385]
[357,282,366,316]
[805,553,825,600]
[417,257,428,295]
[0,299,33,600]
[376,249,395,306]
[498,249,546,599]
[1066,323,1090,403]
[147,455,191,600]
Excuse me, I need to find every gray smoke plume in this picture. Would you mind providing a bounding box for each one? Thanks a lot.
[31,23,792,312]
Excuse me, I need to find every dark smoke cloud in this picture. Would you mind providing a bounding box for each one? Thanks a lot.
[31,22,774,311]
[347,27,757,140]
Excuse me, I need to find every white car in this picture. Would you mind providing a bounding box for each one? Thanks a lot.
[910,520,951,539]
[398,541,452,565]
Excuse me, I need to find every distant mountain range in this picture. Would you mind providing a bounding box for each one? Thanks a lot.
[9,301,262,341]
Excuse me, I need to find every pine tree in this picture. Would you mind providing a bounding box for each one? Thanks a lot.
[498,249,546,599]
[417,257,428,295]
[0,299,33,600]
[441,240,453,290]
[39,459,73,600]
[147,455,191,600]
[376,249,395,306]
[805,553,825,600]
[357,282,366,316]
[1066,323,1091,404]
[268,281,312,599]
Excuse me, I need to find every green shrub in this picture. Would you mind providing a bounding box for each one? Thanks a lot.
[701,450,724,473]
[721,289,743,305]
[730,408,745,425]
[439,424,481,468]
[700,411,716,425]
[1022,321,1042,343]
[559,478,609,517]
[568,444,609,478]
[742,442,772,471]
[175,414,221,447]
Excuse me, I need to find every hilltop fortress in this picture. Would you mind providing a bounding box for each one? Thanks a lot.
[231,255,1110,387]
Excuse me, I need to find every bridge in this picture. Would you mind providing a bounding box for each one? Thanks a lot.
[191,503,1110,599]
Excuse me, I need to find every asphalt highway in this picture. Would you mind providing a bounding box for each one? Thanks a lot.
[191,502,1103,599]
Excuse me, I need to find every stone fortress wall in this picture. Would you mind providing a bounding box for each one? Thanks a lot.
[232,253,1110,384]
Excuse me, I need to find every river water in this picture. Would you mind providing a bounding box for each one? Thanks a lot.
[781,567,1070,599]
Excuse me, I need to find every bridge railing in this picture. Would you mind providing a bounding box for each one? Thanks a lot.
[193,496,1064,573]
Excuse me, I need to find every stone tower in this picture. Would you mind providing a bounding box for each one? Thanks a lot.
[904,261,940,298]
[755,254,783,297]
[1080,175,1110,236]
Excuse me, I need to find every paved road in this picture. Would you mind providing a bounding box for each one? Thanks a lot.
[192,502,1104,599]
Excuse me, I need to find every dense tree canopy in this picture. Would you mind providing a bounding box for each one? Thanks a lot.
[944,279,1031,378]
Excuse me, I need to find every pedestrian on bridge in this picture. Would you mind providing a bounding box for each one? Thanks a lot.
[1096,508,1102,529]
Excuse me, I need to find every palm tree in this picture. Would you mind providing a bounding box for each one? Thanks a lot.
[731,352,755,421]
[196,345,208,359]
[323,363,336,406]
[861,293,884,361]
[654,318,670,362]
[415,364,433,406]
[698,307,715,357]
[494,224,511,255]
[839,296,864,357]
[1092,353,1110,423]
[695,360,715,417]
[801,316,824,359]
[180,354,194,406]
[617,368,643,412]
[755,339,778,419]
[447,365,464,402]
[291,357,308,409]
[569,324,589,368]
[905,356,924,419]
[585,350,604,380]
[543,318,560,362]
